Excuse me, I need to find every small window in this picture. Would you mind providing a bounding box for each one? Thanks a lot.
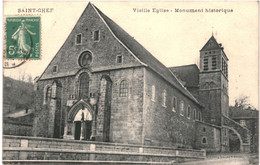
[240,120,246,126]
[94,30,99,41]
[53,65,58,73]
[202,137,207,144]
[172,97,177,112]
[76,34,82,44]
[151,85,155,102]
[202,127,206,132]
[162,90,166,107]
[187,106,191,119]
[119,80,128,97]
[117,55,123,64]
[180,101,184,116]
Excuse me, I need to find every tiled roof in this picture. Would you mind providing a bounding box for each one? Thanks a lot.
[93,4,201,105]
[168,64,199,88]
[230,107,259,119]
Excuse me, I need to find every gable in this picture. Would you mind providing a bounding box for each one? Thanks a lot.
[39,3,201,106]
[39,3,143,80]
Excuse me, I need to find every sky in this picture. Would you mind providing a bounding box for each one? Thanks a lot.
[3,1,259,108]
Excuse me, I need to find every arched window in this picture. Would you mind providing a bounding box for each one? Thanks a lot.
[172,96,177,112]
[198,111,202,121]
[119,80,128,97]
[51,82,57,98]
[151,85,155,101]
[46,87,52,102]
[180,101,184,116]
[162,90,166,107]
[202,137,207,144]
[193,109,196,120]
[79,73,89,99]
[187,106,191,119]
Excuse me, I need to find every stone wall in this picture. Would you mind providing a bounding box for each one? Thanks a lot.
[195,121,221,152]
[3,135,205,162]
[34,67,144,144]
[143,69,203,148]
[3,122,32,136]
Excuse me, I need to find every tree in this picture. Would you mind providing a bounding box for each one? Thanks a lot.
[234,95,255,110]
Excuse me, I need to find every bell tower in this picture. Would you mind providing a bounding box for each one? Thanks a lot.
[199,35,229,126]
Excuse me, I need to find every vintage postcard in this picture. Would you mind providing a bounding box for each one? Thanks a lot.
[2,1,259,165]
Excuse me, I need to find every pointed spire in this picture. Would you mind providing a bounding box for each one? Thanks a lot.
[200,35,222,51]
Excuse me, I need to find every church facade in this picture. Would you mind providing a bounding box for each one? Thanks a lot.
[33,3,246,152]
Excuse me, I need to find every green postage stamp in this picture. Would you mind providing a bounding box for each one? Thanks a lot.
[5,17,41,60]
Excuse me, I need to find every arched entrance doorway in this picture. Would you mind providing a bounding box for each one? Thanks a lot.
[229,129,240,152]
[65,100,95,140]
[222,126,243,152]
[73,105,92,140]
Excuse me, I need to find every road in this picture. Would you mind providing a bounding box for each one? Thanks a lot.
[180,158,249,165]
[179,154,258,165]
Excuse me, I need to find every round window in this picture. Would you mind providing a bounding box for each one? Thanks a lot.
[78,51,92,67]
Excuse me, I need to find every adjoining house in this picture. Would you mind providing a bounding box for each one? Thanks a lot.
[230,107,259,152]
[33,3,251,152]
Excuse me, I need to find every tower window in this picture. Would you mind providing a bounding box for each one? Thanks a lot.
[212,56,217,70]
[119,80,128,97]
[94,30,99,41]
[202,127,206,132]
[76,34,82,44]
[116,55,123,64]
[222,58,228,77]
[203,57,208,71]
[162,90,166,107]
[180,101,184,116]
[151,85,155,102]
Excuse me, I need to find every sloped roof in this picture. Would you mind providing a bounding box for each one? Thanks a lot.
[93,4,201,105]
[200,35,222,51]
[168,64,199,88]
[230,107,259,119]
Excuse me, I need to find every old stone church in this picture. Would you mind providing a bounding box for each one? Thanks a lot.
[33,3,251,152]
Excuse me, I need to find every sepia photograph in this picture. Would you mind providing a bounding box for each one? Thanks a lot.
[2,1,259,165]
